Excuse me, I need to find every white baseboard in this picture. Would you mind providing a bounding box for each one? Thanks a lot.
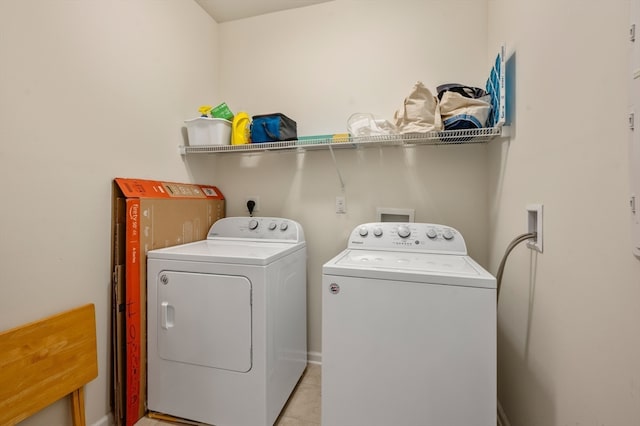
[497,399,511,426]
[91,413,113,426]
[307,351,322,365]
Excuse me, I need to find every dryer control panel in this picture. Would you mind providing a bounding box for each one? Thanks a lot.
[207,216,305,243]
[347,222,467,254]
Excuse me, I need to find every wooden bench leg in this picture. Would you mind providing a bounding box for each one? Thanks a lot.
[70,387,86,426]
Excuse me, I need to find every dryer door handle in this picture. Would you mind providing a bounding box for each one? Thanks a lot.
[161,301,175,330]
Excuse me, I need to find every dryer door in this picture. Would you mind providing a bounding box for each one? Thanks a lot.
[157,271,252,373]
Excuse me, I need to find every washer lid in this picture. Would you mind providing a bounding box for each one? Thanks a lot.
[147,239,305,265]
[323,249,495,289]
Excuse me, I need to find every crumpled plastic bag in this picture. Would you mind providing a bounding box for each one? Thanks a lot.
[347,113,397,137]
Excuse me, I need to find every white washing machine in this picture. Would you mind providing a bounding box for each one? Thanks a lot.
[322,222,496,426]
[147,216,307,426]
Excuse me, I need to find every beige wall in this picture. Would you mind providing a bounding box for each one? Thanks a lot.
[487,0,640,424]
[0,1,219,424]
[2,0,639,425]
[206,0,491,360]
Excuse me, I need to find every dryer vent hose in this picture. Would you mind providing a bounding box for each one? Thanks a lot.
[496,232,537,302]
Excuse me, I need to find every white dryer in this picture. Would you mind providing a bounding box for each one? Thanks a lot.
[147,216,307,426]
[322,222,496,426]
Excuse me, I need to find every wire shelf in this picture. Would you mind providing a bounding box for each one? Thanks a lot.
[181,45,507,156]
[179,125,503,155]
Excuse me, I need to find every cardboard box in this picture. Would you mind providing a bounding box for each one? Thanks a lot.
[111,178,225,426]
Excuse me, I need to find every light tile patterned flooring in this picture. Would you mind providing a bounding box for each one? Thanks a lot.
[274,363,321,426]
[135,363,321,426]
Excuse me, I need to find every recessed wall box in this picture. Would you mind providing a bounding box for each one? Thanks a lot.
[376,208,415,223]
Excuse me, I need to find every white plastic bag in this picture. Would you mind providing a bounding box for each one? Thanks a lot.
[347,113,397,137]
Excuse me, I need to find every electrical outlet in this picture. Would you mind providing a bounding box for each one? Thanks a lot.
[526,204,543,252]
[335,196,346,214]
[245,196,260,213]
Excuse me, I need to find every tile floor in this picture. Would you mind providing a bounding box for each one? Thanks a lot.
[135,363,321,426]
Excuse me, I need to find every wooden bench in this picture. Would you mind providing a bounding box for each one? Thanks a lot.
[0,304,98,425]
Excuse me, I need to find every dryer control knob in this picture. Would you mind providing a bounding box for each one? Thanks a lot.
[249,219,259,230]
[443,229,454,240]
[268,222,277,230]
[397,225,411,238]
[280,222,289,231]
[373,227,383,237]
[358,226,369,237]
[426,228,438,239]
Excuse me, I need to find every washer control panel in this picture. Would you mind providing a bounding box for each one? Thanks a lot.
[207,217,305,242]
[348,222,467,254]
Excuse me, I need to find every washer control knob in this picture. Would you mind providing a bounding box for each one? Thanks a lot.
[426,228,438,239]
[373,227,383,237]
[443,229,454,240]
[397,225,411,238]
[268,222,277,230]
[280,222,289,231]
[358,226,369,237]
[249,219,259,230]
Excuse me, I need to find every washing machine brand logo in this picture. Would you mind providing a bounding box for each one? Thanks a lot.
[329,283,340,295]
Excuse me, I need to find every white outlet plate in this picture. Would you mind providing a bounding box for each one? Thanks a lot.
[526,204,543,252]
